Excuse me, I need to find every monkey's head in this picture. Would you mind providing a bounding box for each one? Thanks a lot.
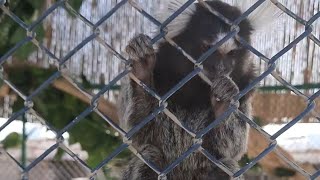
[158,0,279,75]
[154,0,280,106]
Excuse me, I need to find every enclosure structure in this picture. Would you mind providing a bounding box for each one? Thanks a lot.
[0,0,320,179]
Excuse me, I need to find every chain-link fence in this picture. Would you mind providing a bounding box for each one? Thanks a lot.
[0,0,320,179]
[0,157,90,180]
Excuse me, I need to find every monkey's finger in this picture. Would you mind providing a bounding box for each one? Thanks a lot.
[128,34,149,59]
[135,35,149,58]
[140,35,152,47]
[140,35,154,56]
[126,45,140,61]
[213,101,230,117]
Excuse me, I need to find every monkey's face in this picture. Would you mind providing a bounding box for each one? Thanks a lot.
[200,32,248,75]
[171,1,253,75]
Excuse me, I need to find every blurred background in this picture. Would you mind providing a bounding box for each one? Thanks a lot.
[0,0,319,179]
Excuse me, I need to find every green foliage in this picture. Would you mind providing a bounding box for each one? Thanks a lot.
[0,0,43,59]
[7,66,129,167]
[26,0,43,10]
[0,79,3,87]
[68,0,84,11]
[253,116,263,126]
[6,65,55,95]
[2,0,123,170]
[0,0,83,60]
[274,167,296,177]
[1,132,22,149]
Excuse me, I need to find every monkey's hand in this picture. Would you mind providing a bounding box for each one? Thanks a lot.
[211,75,239,102]
[210,75,239,117]
[126,34,156,86]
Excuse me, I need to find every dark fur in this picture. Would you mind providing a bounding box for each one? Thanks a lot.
[119,1,256,179]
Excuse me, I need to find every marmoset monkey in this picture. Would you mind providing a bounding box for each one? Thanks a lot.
[118,0,278,179]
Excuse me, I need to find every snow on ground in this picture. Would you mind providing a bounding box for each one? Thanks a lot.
[1,118,319,163]
[263,123,320,164]
[0,118,68,141]
[0,118,87,160]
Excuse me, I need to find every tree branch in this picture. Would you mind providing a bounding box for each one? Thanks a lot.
[52,78,119,123]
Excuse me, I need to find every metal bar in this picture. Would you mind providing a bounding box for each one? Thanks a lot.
[234,141,277,177]
[160,143,201,176]
[271,102,316,140]
[91,143,129,172]
[56,106,94,137]
[28,0,64,31]
[24,143,60,172]
[0,0,319,178]
[0,107,29,132]
[0,37,32,65]
[93,0,128,29]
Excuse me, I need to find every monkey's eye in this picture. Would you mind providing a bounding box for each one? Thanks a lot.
[201,39,213,51]
[201,44,212,52]
[227,49,238,56]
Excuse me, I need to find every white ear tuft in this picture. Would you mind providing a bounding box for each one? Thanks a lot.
[246,0,283,32]
[155,0,197,39]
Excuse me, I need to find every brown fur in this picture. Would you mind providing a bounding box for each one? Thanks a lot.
[118,1,257,179]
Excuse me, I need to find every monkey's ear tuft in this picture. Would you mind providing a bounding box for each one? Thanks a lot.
[155,0,197,39]
[246,0,283,32]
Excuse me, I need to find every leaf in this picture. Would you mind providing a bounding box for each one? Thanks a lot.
[1,132,22,149]
[274,167,296,177]
[34,25,45,42]
[26,0,44,9]
[67,0,84,11]
[0,20,11,46]
[14,43,37,60]
[13,0,35,21]
[9,27,26,44]
[63,0,84,18]
[0,19,13,56]
[10,28,36,60]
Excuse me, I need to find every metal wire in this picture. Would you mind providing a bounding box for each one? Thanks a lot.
[0,0,319,179]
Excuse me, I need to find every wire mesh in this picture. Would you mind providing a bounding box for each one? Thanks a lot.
[0,0,319,179]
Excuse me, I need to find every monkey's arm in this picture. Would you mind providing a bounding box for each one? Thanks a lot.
[205,65,253,179]
[119,34,158,131]
[119,34,166,180]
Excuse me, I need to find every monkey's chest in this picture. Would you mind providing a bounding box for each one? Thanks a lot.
[154,74,212,109]
[145,109,218,178]
[152,107,212,159]
[153,50,213,109]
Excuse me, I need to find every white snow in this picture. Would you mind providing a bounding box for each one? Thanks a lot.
[0,118,69,141]
[263,123,320,164]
